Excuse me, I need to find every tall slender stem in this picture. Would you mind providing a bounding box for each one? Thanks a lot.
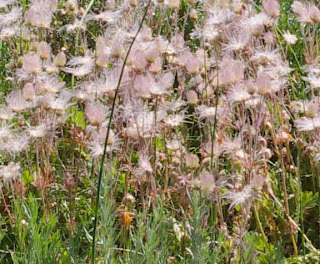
[91,1,151,262]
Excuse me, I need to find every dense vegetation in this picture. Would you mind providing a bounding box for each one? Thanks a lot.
[0,0,320,263]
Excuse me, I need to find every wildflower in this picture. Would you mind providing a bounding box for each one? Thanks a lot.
[292,1,320,24]
[138,152,153,173]
[302,73,320,91]
[223,185,256,210]
[49,90,73,113]
[87,135,119,158]
[90,10,121,24]
[0,0,16,9]
[190,9,198,21]
[197,105,220,121]
[124,110,164,139]
[199,170,227,194]
[187,90,198,106]
[6,91,28,113]
[0,124,11,139]
[263,0,280,18]
[215,58,244,87]
[85,102,108,126]
[263,31,276,45]
[139,26,153,42]
[305,102,318,118]
[220,136,242,155]
[0,162,20,184]
[28,124,48,138]
[135,72,174,98]
[241,13,270,36]
[95,127,115,145]
[275,131,292,144]
[164,113,185,128]
[87,140,103,158]
[0,106,15,121]
[40,76,65,94]
[130,49,148,72]
[295,116,320,131]
[0,6,21,26]
[22,83,35,101]
[64,0,79,14]
[22,53,42,75]
[134,152,153,182]
[120,211,133,228]
[37,41,51,60]
[62,52,94,77]
[54,51,67,67]
[256,72,271,95]
[227,83,252,103]
[166,138,183,151]
[283,31,298,45]
[96,69,129,95]
[62,19,86,33]
[0,26,17,40]
[199,171,215,193]
[222,29,251,53]
[185,56,201,75]
[25,0,53,28]
[110,33,124,58]
[185,153,199,169]
[145,45,160,63]
[5,133,29,155]
[251,47,280,65]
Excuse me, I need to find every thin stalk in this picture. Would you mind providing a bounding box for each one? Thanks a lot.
[91,1,151,262]
[280,155,298,256]
[253,205,267,244]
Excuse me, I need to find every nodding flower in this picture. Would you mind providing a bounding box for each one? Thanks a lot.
[0,162,21,185]
[0,6,21,26]
[262,0,280,19]
[292,1,320,24]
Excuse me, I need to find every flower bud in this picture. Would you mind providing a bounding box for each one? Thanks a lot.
[187,90,198,106]
[96,54,109,68]
[38,41,51,60]
[190,9,198,21]
[186,58,200,75]
[185,153,199,169]
[130,0,138,7]
[305,103,318,118]
[166,0,180,9]
[23,83,35,101]
[54,51,66,67]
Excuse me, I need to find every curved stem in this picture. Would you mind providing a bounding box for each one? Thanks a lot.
[91,1,152,263]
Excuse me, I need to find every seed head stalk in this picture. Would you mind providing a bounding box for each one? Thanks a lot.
[91,1,151,262]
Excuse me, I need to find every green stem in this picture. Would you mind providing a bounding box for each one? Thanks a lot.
[91,1,152,263]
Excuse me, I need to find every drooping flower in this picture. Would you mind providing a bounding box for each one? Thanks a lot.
[6,91,28,113]
[62,51,95,77]
[0,6,21,26]
[263,0,280,18]
[22,53,42,75]
[295,116,320,131]
[85,102,109,126]
[0,162,20,184]
[292,1,320,24]
[25,0,54,28]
